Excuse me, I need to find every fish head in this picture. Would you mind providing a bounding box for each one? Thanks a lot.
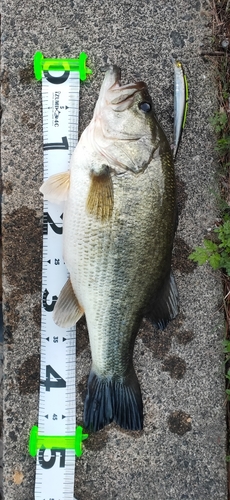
[88,66,165,173]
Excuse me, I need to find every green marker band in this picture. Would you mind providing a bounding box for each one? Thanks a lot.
[34,51,92,81]
[29,425,88,458]
[182,73,189,130]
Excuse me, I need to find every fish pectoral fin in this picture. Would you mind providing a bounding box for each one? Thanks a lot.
[53,278,84,327]
[40,171,70,204]
[147,270,179,330]
[86,166,113,221]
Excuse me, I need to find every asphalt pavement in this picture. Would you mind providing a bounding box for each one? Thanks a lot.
[1,0,227,498]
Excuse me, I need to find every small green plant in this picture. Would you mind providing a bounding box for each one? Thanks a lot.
[209,111,230,154]
[189,216,230,275]
[225,349,230,401]
[215,136,230,155]
[223,339,230,355]
[210,110,228,133]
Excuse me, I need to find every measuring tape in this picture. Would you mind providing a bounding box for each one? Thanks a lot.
[29,52,91,500]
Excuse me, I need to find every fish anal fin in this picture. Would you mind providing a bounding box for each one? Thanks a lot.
[86,166,113,221]
[147,270,179,330]
[40,171,70,204]
[84,366,143,432]
[53,278,84,328]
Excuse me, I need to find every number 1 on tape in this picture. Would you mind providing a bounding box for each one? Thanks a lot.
[30,53,91,500]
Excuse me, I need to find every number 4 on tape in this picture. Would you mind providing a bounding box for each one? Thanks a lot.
[41,365,66,391]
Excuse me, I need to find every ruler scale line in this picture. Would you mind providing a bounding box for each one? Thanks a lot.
[34,70,80,500]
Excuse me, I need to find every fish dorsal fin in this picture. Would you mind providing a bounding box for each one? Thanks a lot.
[40,171,70,204]
[86,166,113,221]
[146,271,179,330]
[53,278,84,327]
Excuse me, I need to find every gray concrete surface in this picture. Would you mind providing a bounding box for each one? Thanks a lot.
[0,342,2,500]
[1,0,227,499]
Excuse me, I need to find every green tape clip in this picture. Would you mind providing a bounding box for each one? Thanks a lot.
[34,51,92,81]
[29,425,88,458]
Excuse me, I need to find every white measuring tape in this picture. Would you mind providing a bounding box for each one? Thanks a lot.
[29,59,89,500]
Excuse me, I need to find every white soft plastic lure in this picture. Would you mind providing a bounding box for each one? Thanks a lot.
[172,59,188,159]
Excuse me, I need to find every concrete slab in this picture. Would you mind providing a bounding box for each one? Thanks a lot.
[2,0,227,499]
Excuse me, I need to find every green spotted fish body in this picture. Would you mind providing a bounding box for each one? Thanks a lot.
[40,66,179,432]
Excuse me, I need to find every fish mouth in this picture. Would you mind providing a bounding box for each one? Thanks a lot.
[102,65,147,110]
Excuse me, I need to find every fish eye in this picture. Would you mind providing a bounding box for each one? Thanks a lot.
[139,102,151,113]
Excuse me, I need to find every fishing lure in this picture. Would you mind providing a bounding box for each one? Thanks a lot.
[172,59,188,159]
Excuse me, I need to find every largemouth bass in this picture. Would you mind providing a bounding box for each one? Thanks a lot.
[40,66,179,432]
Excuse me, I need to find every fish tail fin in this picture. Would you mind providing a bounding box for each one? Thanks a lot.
[84,367,143,432]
